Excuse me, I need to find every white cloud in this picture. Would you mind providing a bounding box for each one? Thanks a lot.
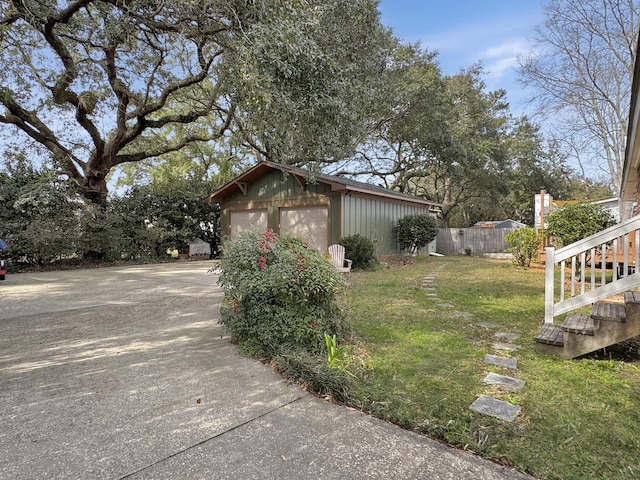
[416,16,536,76]
[479,38,529,81]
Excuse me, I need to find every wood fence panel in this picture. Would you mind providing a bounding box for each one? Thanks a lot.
[436,228,517,256]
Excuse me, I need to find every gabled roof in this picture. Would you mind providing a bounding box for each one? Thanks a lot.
[207,161,442,208]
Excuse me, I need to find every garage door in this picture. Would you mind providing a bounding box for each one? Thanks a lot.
[280,205,329,252]
[229,209,268,236]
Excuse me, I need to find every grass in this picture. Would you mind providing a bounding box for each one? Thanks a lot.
[343,256,640,480]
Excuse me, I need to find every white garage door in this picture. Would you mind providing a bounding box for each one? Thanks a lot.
[229,209,268,236]
[280,205,329,252]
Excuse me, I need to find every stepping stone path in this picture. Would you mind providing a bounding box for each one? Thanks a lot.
[470,331,525,422]
[419,265,448,306]
[420,264,447,296]
[419,264,526,422]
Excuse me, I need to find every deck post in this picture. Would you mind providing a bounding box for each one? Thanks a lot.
[544,245,555,324]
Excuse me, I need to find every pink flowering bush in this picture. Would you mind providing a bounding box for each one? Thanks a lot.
[218,228,349,356]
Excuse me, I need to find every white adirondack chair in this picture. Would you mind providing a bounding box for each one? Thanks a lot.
[328,244,352,277]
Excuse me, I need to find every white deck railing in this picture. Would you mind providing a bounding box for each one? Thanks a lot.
[544,215,640,323]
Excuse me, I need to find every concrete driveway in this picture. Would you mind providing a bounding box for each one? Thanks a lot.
[0,262,531,479]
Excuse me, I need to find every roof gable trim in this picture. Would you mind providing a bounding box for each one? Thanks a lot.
[208,161,442,207]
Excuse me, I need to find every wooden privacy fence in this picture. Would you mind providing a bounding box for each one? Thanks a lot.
[436,228,518,256]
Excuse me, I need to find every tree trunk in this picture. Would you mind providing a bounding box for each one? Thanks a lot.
[440,177,452,228]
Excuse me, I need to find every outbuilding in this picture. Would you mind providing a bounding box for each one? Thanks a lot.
[207,161,442,256]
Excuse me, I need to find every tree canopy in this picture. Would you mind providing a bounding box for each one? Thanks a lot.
[0,0,390,204]
[0,0,616,233]
[331,45,581,227]
[0,156,219,265]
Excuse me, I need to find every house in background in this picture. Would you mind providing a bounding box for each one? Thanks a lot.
[207,161,442,256]
[592,197,620,222]
[471,220,526,229]
[620,34,640,221]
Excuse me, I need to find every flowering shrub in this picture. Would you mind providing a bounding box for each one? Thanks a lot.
[218,228,349,357]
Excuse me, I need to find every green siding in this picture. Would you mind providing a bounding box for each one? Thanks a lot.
[219,169,436,257]
[343,194,433,256]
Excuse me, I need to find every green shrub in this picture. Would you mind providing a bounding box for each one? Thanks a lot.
[338,234,377,270]
[218,228,349,357]
[505,227,541,268]
[547,203,616,247]
[397,214,438,255]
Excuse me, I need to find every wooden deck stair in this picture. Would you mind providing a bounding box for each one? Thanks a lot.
[535,292,640,359]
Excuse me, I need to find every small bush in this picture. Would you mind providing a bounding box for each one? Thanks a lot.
[218,228,350,357]
[505,227,541,268]
[397,214,438,255]
[338,234,377,270]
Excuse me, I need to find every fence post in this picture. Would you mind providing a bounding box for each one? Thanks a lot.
[544,245,555,324]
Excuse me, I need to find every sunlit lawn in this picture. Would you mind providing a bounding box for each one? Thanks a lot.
[344,256,640,480]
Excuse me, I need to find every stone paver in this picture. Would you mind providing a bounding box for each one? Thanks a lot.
[469,396,522,422]
[492,342,519,352]
[484,354,517,370]
[482,372,525,390]
[494,332,519,341]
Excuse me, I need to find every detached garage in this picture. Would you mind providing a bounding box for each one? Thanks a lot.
[208,161,441,256]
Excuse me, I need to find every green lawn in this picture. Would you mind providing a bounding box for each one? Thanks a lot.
[344,256,640,480]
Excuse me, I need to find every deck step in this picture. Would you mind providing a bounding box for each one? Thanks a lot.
[591,301,626,323]
[624,291,640,305]
[534,324,564,346]
[561,313,594,335]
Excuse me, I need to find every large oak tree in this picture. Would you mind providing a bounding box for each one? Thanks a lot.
[0,0,390,204]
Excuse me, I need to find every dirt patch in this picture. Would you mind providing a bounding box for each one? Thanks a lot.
[579,337,640,362]
[378,255,417,267]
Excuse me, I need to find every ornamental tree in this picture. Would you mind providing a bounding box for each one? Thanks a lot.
[397,213,438,255]
[505,227,541,268]
[546,203,616,248]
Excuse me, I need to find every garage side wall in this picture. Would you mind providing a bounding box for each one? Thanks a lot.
[342,194,435,256]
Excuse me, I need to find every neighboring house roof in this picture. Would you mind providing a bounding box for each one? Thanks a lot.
[472,220,526,229]
[591,196,619,206]
[555,197,618,207]
[207,160,442,208]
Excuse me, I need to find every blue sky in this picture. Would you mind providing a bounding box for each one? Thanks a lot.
[378,0,546,115]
